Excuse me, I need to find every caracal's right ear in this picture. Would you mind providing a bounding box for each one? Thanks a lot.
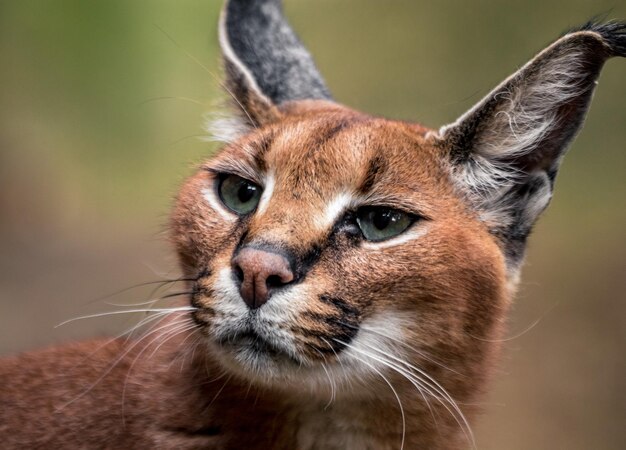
[217,0,332,133]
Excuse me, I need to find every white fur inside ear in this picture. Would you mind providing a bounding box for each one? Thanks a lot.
[441,44,589,205]
[477,49,586,161]
[441,46,587,163]
[438,37,594,254]
[477,177,552,232]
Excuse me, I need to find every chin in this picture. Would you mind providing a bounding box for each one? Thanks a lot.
[207,332,304,385]
[206,331,352,397]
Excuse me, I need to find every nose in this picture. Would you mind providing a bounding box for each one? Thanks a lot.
[231,247,295,309]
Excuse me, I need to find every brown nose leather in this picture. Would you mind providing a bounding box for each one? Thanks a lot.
[231,247,295,309]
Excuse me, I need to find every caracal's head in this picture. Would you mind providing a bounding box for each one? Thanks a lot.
[170,0,625,395]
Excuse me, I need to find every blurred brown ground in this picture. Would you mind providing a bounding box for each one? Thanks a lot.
[0,1,624,449]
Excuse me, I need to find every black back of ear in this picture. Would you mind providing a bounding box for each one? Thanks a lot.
[219,0,332,126]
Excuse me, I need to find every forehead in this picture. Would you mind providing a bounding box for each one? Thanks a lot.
[212,111,448,208]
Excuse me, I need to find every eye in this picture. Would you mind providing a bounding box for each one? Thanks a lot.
[218,174,262,215]
[356,206,414,242]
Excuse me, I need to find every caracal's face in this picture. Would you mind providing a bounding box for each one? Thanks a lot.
[171,104,506,389]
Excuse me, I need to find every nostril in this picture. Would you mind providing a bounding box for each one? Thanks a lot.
[266,274,284,289]
[234,265,245,283]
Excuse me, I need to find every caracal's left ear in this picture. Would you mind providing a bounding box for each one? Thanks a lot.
[437,22,625,269]
[218,0,332,129]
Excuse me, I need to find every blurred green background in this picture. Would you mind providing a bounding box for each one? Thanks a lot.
[0,1,624,448]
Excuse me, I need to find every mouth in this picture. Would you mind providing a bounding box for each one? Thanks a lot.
[216,329,301,367]
[219,330,280,355]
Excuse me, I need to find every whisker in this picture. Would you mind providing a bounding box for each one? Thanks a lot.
[346,337,439,429]
[336,338,475,449]
[344,341,453,443]
[320,337,352,392]
[55,306,197,328]
[150,323,198,361]
[72,310,192,371]
[139,96,205,106]
[181,334,205,373]
[351,340,466,427]
[158,291,198,300]
[153,24,258,128]
[310,347,336,409]
[333,318,463,376]
[121,318,196,422]
[106,286,194,309]
[468,302,558,343]
[121,310,184,344]
[206,375,233,410]
[341,350,406,450]
[105,299,170,308]
[169,134,208,146]
[56,316,190,412]
[110,283,200,310]
[84,277,196,306]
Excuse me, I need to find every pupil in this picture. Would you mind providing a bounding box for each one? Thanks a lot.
[373,210,392,230]
[237,183,255,203]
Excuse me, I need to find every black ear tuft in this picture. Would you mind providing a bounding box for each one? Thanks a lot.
[566,20,626,56]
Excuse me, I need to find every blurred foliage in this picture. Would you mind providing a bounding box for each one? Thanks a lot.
[0,1,624,449]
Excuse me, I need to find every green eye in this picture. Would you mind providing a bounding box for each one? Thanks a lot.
[218,174,262,215]
[356,207,414,242]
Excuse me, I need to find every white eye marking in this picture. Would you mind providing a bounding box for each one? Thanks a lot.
[315,191,354,230]
[201,186,236,222]
[361,223,429,250]
[256,171,275,216]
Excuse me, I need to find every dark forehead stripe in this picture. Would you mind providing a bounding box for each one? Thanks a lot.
[312,119,350,147]
[306,116,364,156]
[251,131,275,172]
[250,117,356,172]
[358,154,387,194]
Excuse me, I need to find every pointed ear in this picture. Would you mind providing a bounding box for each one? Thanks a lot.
[437,22,625,268]
[218,0,332,129]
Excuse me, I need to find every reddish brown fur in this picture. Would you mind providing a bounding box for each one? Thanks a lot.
[2,7,621,448]
[1,102,509,449]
